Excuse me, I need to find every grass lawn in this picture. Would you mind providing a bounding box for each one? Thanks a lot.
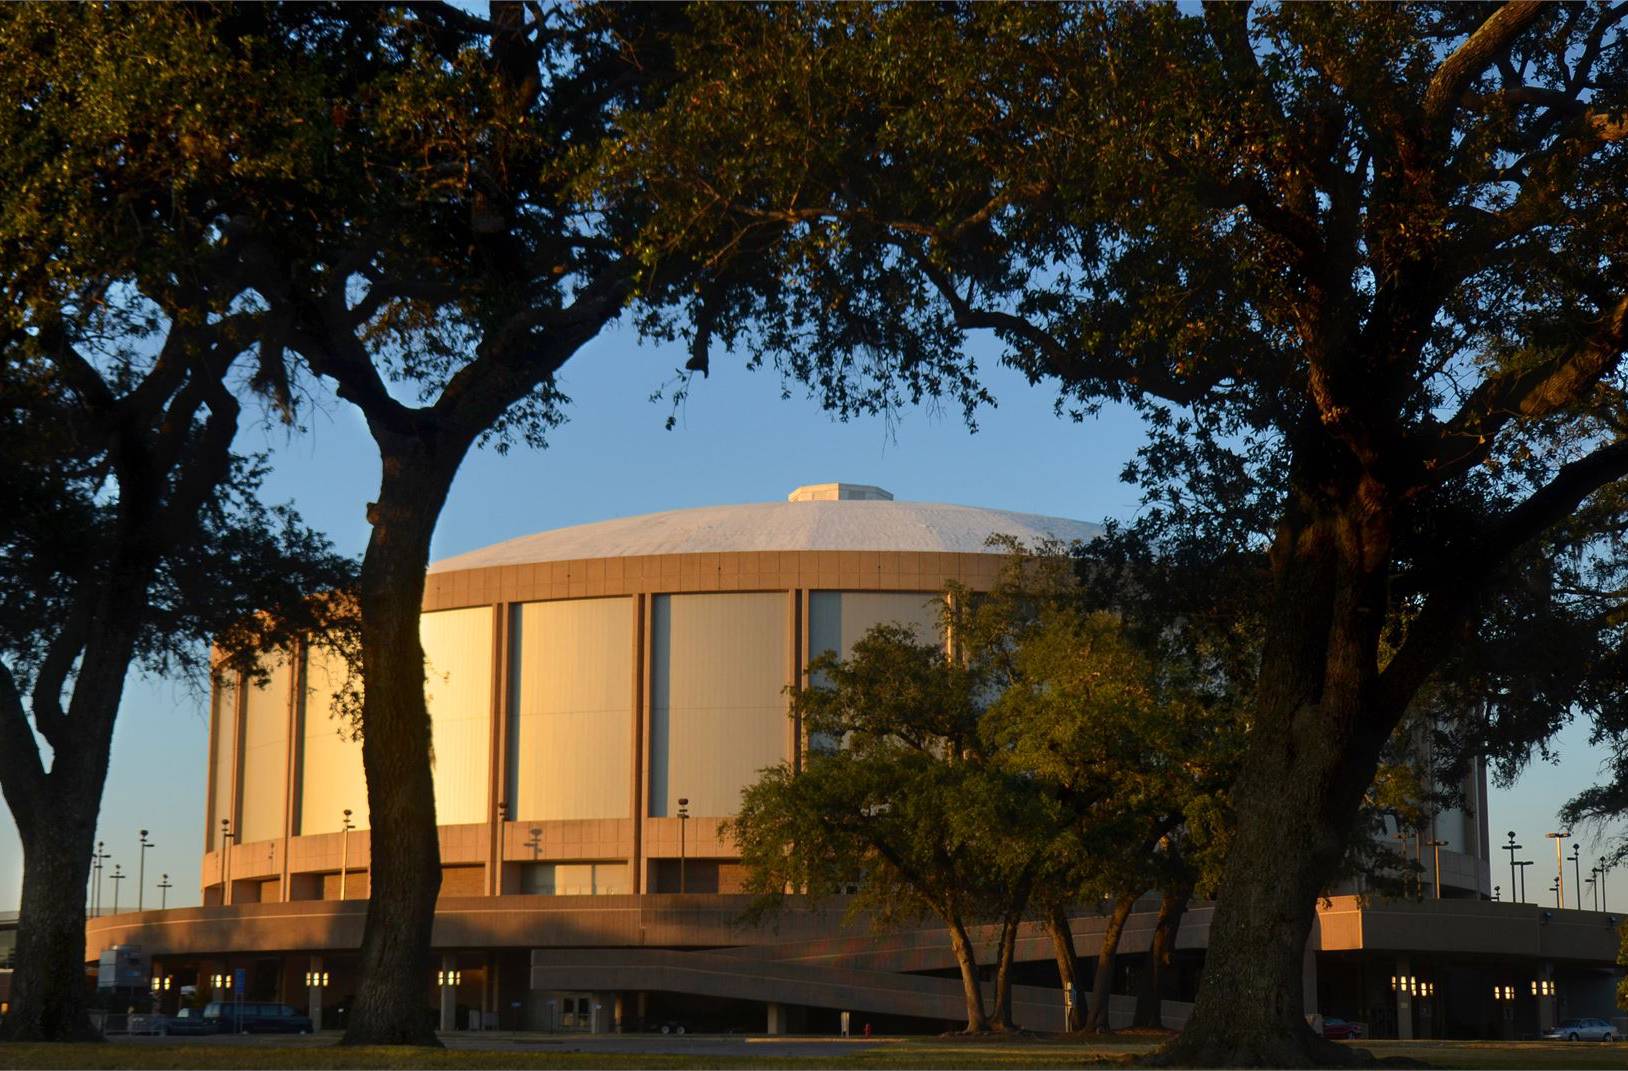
[0,1037,1622,1069]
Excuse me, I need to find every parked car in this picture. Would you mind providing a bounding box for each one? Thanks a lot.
[1543,1018,1617,1042]
[200,1001,313,1034]
[156,1007,215,1036]
[1321,1018,1363,1040]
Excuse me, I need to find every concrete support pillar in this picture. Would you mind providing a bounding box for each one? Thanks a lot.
[767,1002,788,1035]
[1537,962,1557,1035]
[307,955,323,1032]
[614,992,626,1034]
[439,954,458,1033]
[1393,957,1414,1040]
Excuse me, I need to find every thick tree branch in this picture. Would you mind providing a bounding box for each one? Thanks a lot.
[1416,292,1628,489]
[1380,437,1628,710]
[0,659,47,834]
[1421,1,1547,130]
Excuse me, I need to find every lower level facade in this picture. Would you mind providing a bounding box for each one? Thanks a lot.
[83,892,1625,1039]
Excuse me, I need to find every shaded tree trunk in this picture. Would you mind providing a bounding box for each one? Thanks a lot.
[1132,885,1190,1029]
[944,912,991,1033]
[1045,903,1083,1032]
[1155,507,1398,1067]
[1084,893,1138,1032]
[0,742,112,1043]
[989,912,1022,1031]
[341,437,467,1046]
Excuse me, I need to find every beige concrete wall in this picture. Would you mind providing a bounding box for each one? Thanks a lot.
[202,549,1005,898]
[808,590,944,659]
[423,607,493,827]
[297,643,367,834]
[238,657,293,844]
[649,592,787,818]
[509,597,632,821]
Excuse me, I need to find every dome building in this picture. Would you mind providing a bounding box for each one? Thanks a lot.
[82,485,1622,1039]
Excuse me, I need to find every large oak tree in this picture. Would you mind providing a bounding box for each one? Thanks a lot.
[591,2,1628,1063]
[0,4,357,1040]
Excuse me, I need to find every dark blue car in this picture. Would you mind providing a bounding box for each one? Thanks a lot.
[200,1001,313,1034]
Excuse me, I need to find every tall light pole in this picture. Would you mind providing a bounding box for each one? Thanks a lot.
[158,873,172,910]
[1515,859,1533,903]
[527,826,542,862]
[220,818,235,903]
[1427,839,1447,899]
[110,863,125,916]
[1550,876,1561,908]
[93,840,110,917]
[138,830,153,912]
[1570,843,1582,911]
[1587,868,1599,912]
[1545,831,1570,910]
[1492,884,1500,902]
[677,797,690,894]
[340,809,354,900]
[1503,832,1521,902]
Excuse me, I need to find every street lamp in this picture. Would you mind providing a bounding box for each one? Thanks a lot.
[1544,831,1570,910]
[1492,884,1500,902]
[220,818,235,902]
[1549,876,1561,908]
[93,840,110,917]
[1587,868,1599,911]
[527,826,543,861]
[340,809,355,900]
[1426,839,1447,899]
[677,797,690,894]
[1503,832,1521,902]
[1570,843,1582,910]
[138,830,153,912]
[1515,859,1533,903]
[110,863,125,916]
[158,873,172,910]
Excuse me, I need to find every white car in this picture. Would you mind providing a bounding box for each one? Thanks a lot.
[1543,1017,1617,1042]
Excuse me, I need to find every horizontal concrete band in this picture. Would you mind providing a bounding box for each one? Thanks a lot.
[85,895,1620,968]
[529,946,1191,1029]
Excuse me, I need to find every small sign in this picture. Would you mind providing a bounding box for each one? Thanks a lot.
[233,968,246,993]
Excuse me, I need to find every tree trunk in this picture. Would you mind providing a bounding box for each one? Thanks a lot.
[341,439,466,1046]
[1154,507,1398,1067]
[989,911,1022,1031]
[1084,893,1137,1032]
[1045,904,1083,1032]
[1133,887,1189,1029]
[0,783,104,1042]
[943,913,991,1033]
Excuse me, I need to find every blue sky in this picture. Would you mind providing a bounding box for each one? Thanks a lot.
[1,325,1622,912]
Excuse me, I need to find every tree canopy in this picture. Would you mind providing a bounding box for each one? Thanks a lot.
[592,3,1628,1062]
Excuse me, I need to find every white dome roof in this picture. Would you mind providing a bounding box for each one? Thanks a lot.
[429,496,1102,573]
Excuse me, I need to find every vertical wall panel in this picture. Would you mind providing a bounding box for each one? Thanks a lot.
[509,597,632,821]
[297,643,369,834]
[208,674,239,848]
[238,657,292,844]
[808,591,944,660]
[650,592,786,817]
[423,606,494,826]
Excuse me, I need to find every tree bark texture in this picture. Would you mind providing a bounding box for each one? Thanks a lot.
[1132,887,1190,1029]
[1085,893,1137,1032]
[989,911,1022,1030]
[341,439,467,1046]
[1156,506,1398,1067]
[944,913,991,1033]
[1046,904,1084,1031]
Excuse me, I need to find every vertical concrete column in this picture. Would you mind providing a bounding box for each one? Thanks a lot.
[767,1002,787,1035]
[1537,962,1557,1034]
[307,955,323,1032]
[1393,957,1413,1040]
[613,992,625,1034]
[439,954,458,1033]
